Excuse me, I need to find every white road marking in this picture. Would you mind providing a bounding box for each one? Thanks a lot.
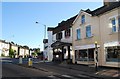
[78,74,89,77]
[62,74,73,78]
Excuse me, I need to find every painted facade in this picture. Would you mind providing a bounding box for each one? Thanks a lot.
[0,40,10,56]
[72,10,100,65]
[72,1,120,67]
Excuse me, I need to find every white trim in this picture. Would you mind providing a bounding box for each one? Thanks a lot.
[104,41,120,47]
[74,44,100,50]
[72,10,92,25]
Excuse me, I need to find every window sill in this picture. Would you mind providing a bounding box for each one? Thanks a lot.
[65,36,70,38]
[80,22,86,26]
[109,31,118,35]
[75,39,82,41]
[84,36,93,39]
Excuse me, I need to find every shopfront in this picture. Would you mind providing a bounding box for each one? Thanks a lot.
[74,44,100,65]
[51,41,72,63]
[104,41,120,64]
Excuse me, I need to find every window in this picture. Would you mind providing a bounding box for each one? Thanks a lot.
[56,32,62,40]
[106,46,120,62]
[86,25,91,38]
[118,17,120,31]
[76,29,81,40]
[81,15,85,24]
[65,28,71,38]
[75,49,94,61]
[111,18,116,32]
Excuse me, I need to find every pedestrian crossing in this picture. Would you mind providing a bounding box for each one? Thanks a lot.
[47,74,98,79]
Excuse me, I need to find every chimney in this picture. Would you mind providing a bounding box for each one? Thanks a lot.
[103,0,118,6]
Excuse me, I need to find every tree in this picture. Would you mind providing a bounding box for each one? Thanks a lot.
[9,48,15,58]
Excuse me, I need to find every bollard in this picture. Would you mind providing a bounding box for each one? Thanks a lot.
[28,58,33,66]
[19,56,22,64]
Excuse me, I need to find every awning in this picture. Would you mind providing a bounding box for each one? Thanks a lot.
[51,41,72,48]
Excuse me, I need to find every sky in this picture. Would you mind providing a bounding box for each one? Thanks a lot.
[1,1,103,51]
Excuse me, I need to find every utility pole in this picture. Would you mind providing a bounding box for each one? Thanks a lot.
[36,21,47,62]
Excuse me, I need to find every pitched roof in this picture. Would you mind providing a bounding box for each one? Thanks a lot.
[85,2,120,16]
[53,15,77,34]
[47,27,54,31]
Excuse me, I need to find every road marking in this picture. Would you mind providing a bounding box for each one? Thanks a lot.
[48,75,61,79]
[78,74,89,77]
[61,75,72,78]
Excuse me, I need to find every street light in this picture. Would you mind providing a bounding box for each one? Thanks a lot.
[95,41,98,71]
[35,21,46,39]
[35,21,47,62]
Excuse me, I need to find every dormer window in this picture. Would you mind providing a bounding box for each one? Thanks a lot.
[81,15,85,24]
[65,28,71,38]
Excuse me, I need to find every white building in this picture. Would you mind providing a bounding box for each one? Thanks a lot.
[0,40,10,56]
[47,16,77,63]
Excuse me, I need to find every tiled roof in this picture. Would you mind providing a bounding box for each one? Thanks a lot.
[85,2,120,16]
[47,27,54,31]
[53,15,77,34]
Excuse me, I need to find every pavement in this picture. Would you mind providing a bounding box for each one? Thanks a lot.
[16,60,120,79]
[58,63,120,78]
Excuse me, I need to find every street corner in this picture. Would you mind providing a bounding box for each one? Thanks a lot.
[95,69,120,77]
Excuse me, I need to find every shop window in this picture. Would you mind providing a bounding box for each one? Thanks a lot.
[106,46,120,62]
[75,49,94,61]
[65,28,71,38]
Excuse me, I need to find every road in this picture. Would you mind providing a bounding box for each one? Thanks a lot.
[1,57,115,79]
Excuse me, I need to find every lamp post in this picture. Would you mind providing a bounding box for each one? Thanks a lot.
[95,41,98,71]
[36,21,46,62]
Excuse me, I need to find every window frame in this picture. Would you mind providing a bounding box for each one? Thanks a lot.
[65,28,71,38]
[81,15,85,24]
[105,46,120,62]
[76,28,81,40]
[56,32,62,40]
[111,18,117,32]
[118,17,120,31]
[86,25,92,38]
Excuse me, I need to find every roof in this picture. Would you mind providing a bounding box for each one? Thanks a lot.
[47,27,54,31]
[53,15,77,34]
[51,41,72,48]
[85,2,120,16]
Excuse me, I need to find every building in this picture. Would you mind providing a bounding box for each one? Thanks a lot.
[19,46,29,58]
[0,40,10,56]
[11,43,19,58]
[50,15,77,63]
[23,46,29,58]
[98,1,120,67]
[72,9,100,65]
[43,39,48,60]
[72,1,120,67]
[46,28,54,61]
